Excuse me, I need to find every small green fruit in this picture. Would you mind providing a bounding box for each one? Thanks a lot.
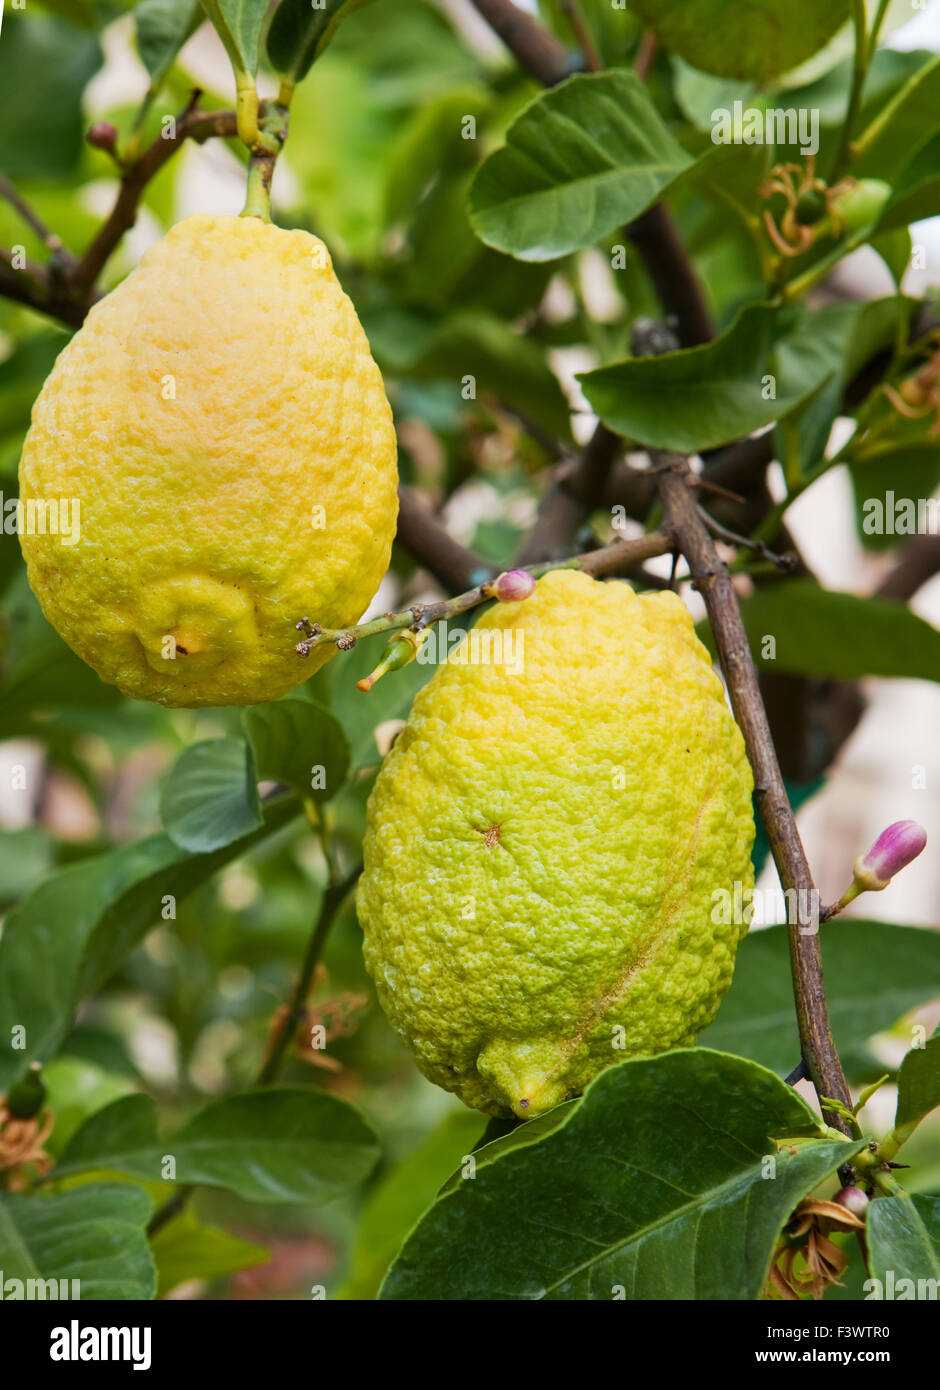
[832,179,892,234]
[5,1063,46,1119]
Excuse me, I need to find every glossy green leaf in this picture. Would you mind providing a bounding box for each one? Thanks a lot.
[724,580,940,683]
[579,303,834,453]
[381,1050,863,1299]
[199,0,266,76]
[622,0,851,82]
[894,1037,940,1139]
[243,697,350,803]
[56,1089,380,1203]
[0,796,299,1091]
[468,71,694,262]
[867,1194,940,1290]
[0,14,103,179]
[160,737,262,852]
[702,922,940,1078]
[0,1183,155,1300]
[150,1207,268,1297]
[135,0,203,85]
[266,0,376,82]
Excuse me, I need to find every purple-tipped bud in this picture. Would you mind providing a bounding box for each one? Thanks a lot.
[87,122,118,154]
[492,570,536,603]
[833,1186,869,1219]
[854,820,927,892]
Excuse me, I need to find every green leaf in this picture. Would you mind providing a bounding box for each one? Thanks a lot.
[877,132,940,233]
[622,0,851,82]
[579,303,834,453]
[0,14,103,179]
[243,697,350,802]
[724,580,940,683]
[850,445,940,552]
[381,1050,862,1299]
[870,227,913,286]
[0,796,299,1091]
[150,1207,268,1297]
[56,1089,380,1204]
[266,0,376,82]
[342,1109,485,1299]
[160,737,262,852]
[702,922,940,1078]
[770,298,903,473]
[468,71,694,262]
[135,0,203,86]
[199,0,266,76]
[0,1183,155,1300]
[0,826,54,904]
[855,54,940,183]
[894,1037,940,1140]
[369,306,571,441]
[41,1055,136,1157]
[867,1194,940,1289]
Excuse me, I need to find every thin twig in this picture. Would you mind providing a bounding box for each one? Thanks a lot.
[72,96,239,294]
[560,0,603,73]
[296,527,676,655]
[654,453,854,1141]
[0,173,72,261]
[257,862,361,1086]
[634,29,658,82]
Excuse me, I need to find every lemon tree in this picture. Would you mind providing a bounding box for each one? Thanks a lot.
[0,0,938,1325]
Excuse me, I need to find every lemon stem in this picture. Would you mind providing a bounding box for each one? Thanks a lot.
[239,101,290,224]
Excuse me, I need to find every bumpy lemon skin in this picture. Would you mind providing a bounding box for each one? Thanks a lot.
[18,214,397,707]
[358,570,755,1119]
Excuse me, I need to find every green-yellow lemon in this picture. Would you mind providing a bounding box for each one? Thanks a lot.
[358,570,755,1118]
[18,213,397,707]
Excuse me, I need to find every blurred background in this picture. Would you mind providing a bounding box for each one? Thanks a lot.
[0,0,938,1297]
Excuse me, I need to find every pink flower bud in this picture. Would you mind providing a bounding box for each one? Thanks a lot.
[491,570,536,603]
[833,1186,869,1218]
[87,122,118,153]
[854,820,927,892]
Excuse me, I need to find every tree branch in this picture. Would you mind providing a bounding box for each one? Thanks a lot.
[470,0,574,85]
[395,486,494,592]
[299,525,677,655]
[72,101,239,295]
[654,453,853,1137]
[469,0,713,348]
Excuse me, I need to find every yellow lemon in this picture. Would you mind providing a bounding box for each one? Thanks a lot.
[18,213,397,706]
[358,570,755,1118]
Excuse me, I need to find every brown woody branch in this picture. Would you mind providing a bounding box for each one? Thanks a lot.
[654,454,853,1139]
[395,485,493,592]
[0,100,240,325]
